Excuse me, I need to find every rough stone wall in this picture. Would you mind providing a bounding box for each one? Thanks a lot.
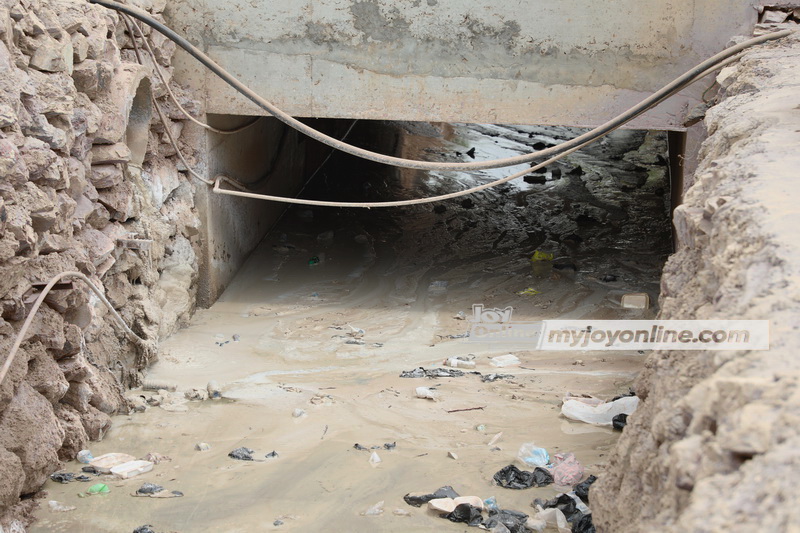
[593,27,800,532]
[0,0,201,526]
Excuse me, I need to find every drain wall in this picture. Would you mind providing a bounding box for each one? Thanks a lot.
[593,28,800,533]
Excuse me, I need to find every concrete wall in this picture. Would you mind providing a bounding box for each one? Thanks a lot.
[166,0,759,129]
[592,24,800,533]
[193,116,352,306]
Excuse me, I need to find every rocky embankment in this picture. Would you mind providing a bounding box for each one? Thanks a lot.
[0,0,201,527]
[592,26,800,533]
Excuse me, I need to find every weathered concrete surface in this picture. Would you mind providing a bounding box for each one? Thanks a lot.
[167,0,759,129]
[0,0,201,527]
[593,26,800,532]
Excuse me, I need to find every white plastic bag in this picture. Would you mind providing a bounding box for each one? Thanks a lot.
[561,395,639,426]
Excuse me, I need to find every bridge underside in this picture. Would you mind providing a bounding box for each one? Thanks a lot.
[168,0,759,129]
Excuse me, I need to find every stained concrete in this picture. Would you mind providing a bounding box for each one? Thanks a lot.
[167,0,759,128]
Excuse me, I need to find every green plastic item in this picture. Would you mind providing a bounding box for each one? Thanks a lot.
[87,483,110,495]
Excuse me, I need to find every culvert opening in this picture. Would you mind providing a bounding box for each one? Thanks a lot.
[213,119,675,311]
[67,118,682,532]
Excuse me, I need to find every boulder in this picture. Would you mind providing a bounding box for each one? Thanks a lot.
[0,382,65,493]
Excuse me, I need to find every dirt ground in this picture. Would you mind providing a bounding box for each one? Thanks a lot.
[30,123,668,532]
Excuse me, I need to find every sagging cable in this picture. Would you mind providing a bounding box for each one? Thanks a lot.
[88,0,793,173]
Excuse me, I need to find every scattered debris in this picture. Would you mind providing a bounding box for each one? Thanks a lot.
[89,453,136,474]
[531,251,554,262]
[453,311,467,320]
[384,442,396,450]
[86,483,110,495]
[207,381,222,399]
[111,460,154,480]
[369,451,382,466]
[133,482,183,498]
[445,356,476,369]
[77,450,94,464]
[448,451,459,460]
[600,274,618,282]
[550,453,584,486]
[490,355,521,368]
[265,451,279,459]
[292,408,307,418]
[561,394,639,426]
[142,452,171,464]
[133,526,158,533]
[574,475,597,503]
[488,432,503,446]
[517,443,550,468]
[620,292,650,309]
[400,367,465,378]
[403,486,460,507]
[517,288,541,296]
[195,442,212,452]
[415,387,440,401]
[533,491,594,532]
[185,388,208,401]
[393,509,412,517]
[360,501,384,516]
[232,334,241,342]
[446,406,485,414]
[612,413,628,430]
[228,447,255,461]
[493,464,554,489]
[443,503,483,525]
[48,501,76,513]
[482,373,513,383]
[49,472,91,484]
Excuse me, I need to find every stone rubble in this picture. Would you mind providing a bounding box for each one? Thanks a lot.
[0,0,202,527]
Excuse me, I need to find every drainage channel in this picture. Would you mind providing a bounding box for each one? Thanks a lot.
[31,121,671,532]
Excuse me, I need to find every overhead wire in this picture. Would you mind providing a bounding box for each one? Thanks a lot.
[88,0,794,173]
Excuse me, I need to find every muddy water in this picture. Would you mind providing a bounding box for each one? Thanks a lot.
[32,123,670,532]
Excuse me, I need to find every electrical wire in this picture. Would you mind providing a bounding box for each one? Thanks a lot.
[129,18,262,135]
[0,272,154,388]
[205,52,745,208]
[88,0,793,173]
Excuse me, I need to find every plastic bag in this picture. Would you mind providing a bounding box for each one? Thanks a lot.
[493,464,553,489]
[550,453,584,486]
[561,395,639,426]
[443,503,483,526]
[574,475,597,503]
[517,443,550,467]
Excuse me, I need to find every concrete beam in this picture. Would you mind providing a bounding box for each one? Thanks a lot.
[166,0,759,129]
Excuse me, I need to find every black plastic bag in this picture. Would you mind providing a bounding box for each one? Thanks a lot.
[228,447,255,461]
[50,472,74,484]
[400,367,464,378]
[574,475,597,503]
[493,464,553,489]
[444,503,483,526]
[403,485,460,507]
[484,509,529,533]
[133,527,157,533]
[572,513,596,533]
[612,413,628,430]
[535,493,581,522]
